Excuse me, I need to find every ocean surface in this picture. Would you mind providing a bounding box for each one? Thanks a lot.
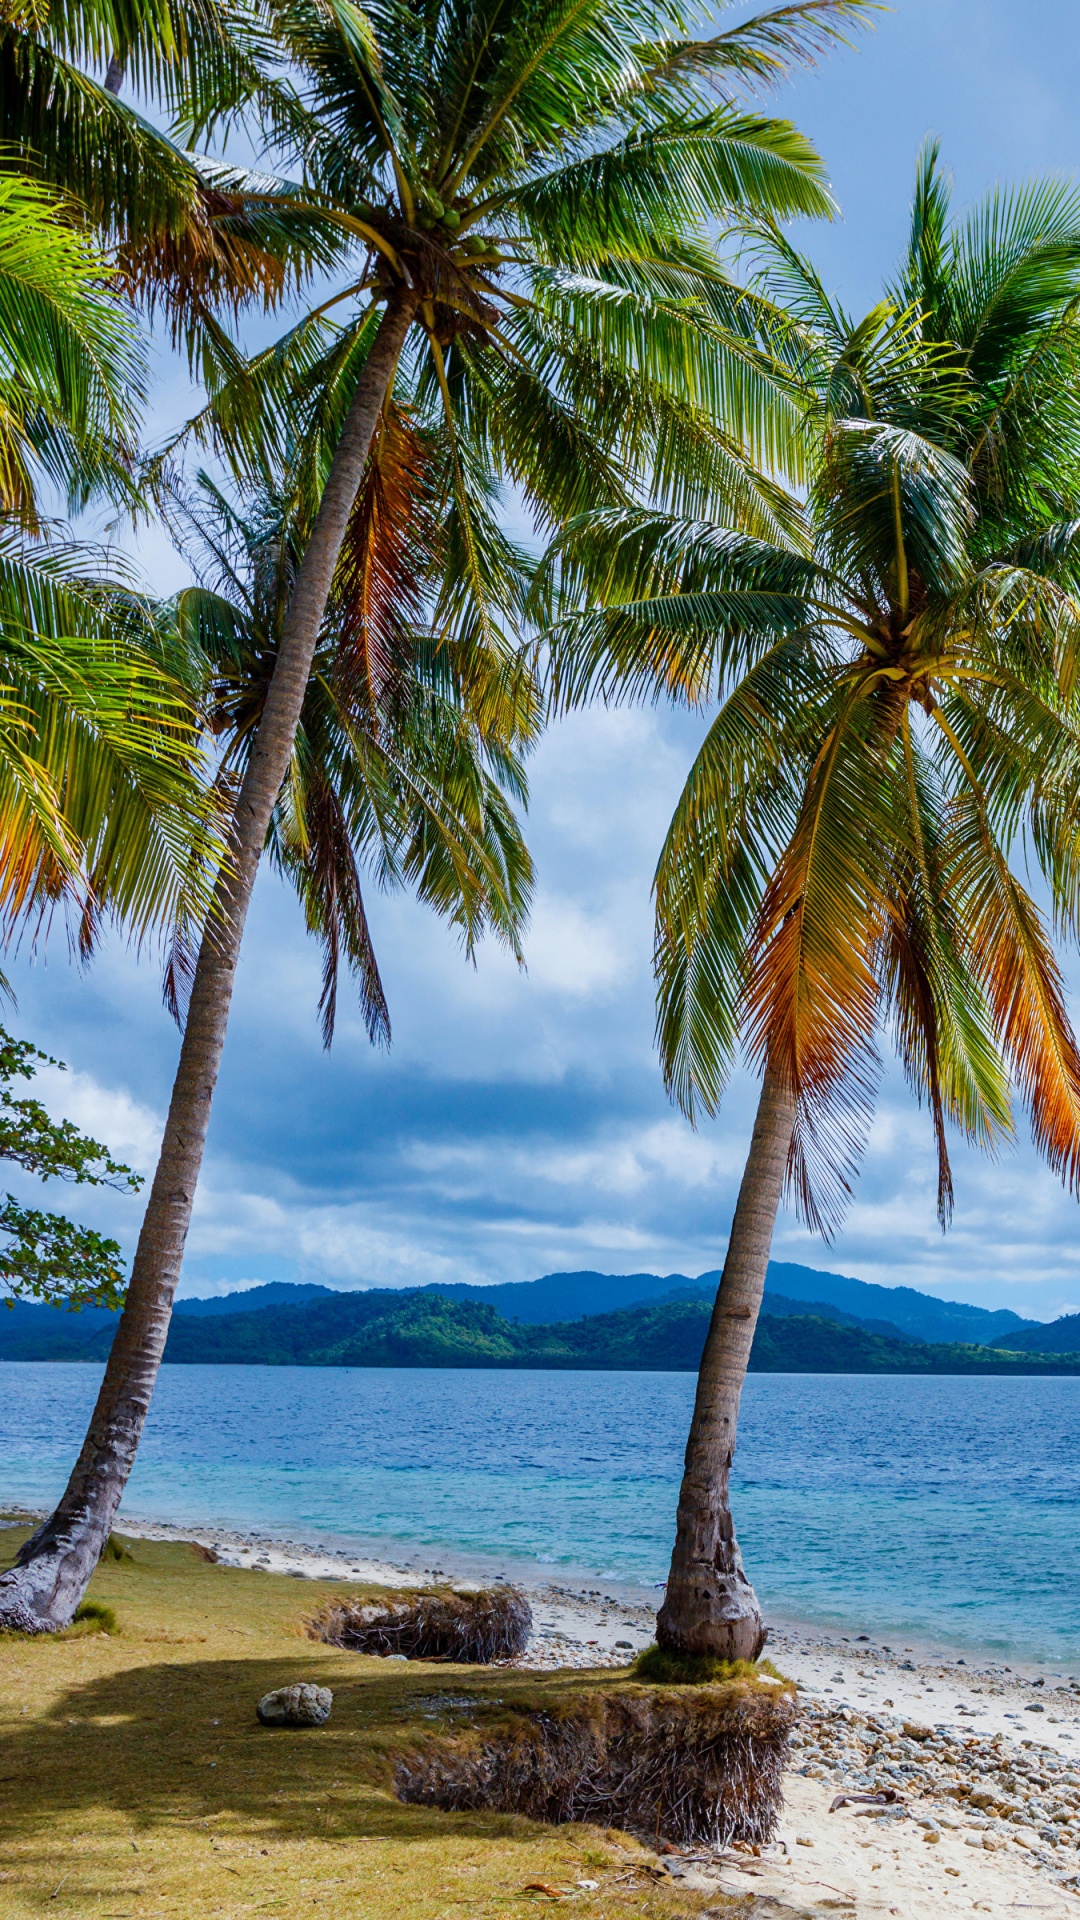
[3,1363,1079,1667]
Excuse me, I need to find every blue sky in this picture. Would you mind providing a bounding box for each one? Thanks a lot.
[11,0,1080,1320]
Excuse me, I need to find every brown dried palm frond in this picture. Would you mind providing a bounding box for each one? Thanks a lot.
[944,784,1080,1193]
[329,402,438,730]
[310,1586,532,1664]
[743,712,890,1237]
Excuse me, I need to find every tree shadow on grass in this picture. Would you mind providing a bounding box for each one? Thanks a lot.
[0,1650,618,1850]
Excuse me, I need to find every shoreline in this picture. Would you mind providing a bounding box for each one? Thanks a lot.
[5,1509,1080,1912]
[7,1501,1080,1718]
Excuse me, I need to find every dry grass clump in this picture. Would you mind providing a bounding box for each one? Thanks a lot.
[395,1678,797,1847]
[309,1585,532,1663]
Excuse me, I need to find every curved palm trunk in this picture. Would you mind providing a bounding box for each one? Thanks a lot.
[0,288,417,1633]
[656,1064,796,1661]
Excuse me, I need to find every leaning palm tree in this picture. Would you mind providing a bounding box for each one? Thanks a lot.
[0,0,866,1631]
[547,148,1080,1658]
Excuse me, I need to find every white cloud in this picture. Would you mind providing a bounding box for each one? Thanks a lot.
[32,1064,163,1174]
[523,898,625,997]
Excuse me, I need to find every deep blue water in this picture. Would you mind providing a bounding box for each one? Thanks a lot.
[2,1364,1079,1666]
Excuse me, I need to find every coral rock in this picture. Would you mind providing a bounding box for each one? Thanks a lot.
[256,1683,332,1728]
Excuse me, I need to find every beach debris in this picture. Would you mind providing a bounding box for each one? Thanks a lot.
[395,1678,798,1848]
[256,1683,332,1727]
[310,1586,531,1664]
[829,1789,903,1812]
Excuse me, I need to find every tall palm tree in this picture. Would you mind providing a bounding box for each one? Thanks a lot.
[547,148,1080,1658]
[0,0,865,1632]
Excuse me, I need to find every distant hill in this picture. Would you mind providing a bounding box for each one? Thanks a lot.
[0,1298,121,1360]
[752,1290,911,1342]
[173,1282,339,1318]
[0,1261,1041,1360]
[760,1262,1036,1346]
[155,1290,1080,1373]
[0,1281,903,1361]
[424,1263,1037,1346]
[0,1283,342,1359]
[990,1311,1080,1356]
[424,1270,702,1323]
[2,1281,1071,1372]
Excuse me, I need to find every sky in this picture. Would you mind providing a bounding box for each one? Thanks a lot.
[10,0,1080,1321]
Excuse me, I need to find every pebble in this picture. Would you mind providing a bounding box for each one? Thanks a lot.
[788,1692,1080,1889]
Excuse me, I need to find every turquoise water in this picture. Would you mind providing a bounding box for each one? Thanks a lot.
[3,1363,1079,1666]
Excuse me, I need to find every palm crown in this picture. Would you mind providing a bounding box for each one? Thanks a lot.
[549,147,1080,1232]
[184,0,870,575]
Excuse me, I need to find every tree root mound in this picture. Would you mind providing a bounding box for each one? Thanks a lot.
[309,1586,532,1663]
[394,1681,797,1847]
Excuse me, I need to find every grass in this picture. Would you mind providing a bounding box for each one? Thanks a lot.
[630,1646,791,1687]
[0,1524,742,1920]
[65,1600,120,1637]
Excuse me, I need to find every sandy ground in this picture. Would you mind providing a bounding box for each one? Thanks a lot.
[13,1510,1080,1918]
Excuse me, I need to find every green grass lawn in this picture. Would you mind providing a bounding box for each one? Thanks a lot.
[0,1527,724,1920]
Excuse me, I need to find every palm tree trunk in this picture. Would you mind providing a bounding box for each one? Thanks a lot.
[0,287,417,1633]
[656,1063,796,1661]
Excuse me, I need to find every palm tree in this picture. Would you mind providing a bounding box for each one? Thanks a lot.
[161,465,532,1046]
[0,0,865,1632]
[547,148,1080,1659]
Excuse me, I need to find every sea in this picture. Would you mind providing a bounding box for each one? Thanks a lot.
[2,1363,1079,1669]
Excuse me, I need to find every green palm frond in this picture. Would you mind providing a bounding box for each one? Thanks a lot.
[0,528,220,948]
[0,172,143,524]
